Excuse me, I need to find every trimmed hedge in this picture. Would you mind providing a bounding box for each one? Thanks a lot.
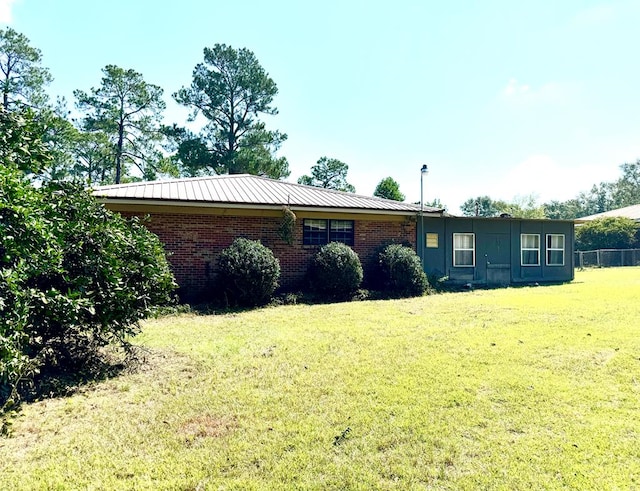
[217,238,280,307]
[310,242,363,298]
[377,244,428,297]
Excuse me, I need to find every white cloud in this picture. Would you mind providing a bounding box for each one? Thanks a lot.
[0,0,17,24]
[494,154,620,204]
[503,78,530,97]
[501,79,574,106]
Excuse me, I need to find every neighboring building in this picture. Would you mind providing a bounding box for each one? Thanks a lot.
[578,204,640,222]
[94,174,575,300]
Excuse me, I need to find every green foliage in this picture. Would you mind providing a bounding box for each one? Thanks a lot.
[298,157,355,192]
[217,238,280,307]
[74,65,168,184]
[460,194,545,218]
[0,167,176,412]
[575,217,639,251]
[460,195,504,217]
[277,206,296,245]
[543,160,640,219]
[611,160,640,209]
[377,244,428,297]
[0,107,52,174]
[310,242,363,298]
[0,27,52,110]
[172,44,289,179]
[373,177,405,201]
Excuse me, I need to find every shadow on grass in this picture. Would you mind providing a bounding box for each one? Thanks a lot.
[1,345,148,437]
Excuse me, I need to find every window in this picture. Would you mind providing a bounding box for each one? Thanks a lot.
[426,233,439,248]
[329,220,354,245]
[521,234,540,266]
[453,233,475,267]
[303,219,354,246]
[546,234,565,266]
[303,219,328,245]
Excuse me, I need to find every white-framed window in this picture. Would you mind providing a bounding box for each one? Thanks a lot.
[453,233,475,267]
[546,234,565,266]
[521,234,540,266]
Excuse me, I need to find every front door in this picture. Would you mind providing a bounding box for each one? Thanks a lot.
[480,233,511,286]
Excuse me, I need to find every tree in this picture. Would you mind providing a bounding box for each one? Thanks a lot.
[611,160,640,208]
[0,106,51,174]
[501,194,546,219]
[460,196,504,217]
[575,217,639,251]
[172,44,289,179]
[460,194,545,218]
[0,27,52,110]
[298,157,355,192]
[69,131,115,184]
[74,65,167,184]
[425,198,445,209]
[543,199,584,220]
[374,177,405,201]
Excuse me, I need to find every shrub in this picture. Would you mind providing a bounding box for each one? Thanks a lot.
[217,238,280,307]
[310,242,363,298]
[1,169,177,414]
[377,244,428,297]
[575,217,639,251]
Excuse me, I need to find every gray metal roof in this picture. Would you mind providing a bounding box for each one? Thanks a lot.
[93,174,442,214]
[579,203,640,222]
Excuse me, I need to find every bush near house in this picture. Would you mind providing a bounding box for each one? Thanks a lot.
[309,242,363,299]
[217,238,281,307]
[377,244,428,297]
[1,168,176,418]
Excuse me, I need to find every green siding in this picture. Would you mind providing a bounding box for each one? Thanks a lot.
[418,216,574,285]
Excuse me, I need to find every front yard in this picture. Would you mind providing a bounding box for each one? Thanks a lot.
[1,267,639,490]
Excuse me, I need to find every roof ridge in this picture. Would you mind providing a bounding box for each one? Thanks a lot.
[93,173,255,190]
[95,174,420,206]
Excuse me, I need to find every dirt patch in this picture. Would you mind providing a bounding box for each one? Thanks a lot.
[178,414,238,439]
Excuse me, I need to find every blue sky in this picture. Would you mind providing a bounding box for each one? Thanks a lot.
[3,0,640,212]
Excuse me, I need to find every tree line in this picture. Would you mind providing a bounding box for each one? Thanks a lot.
[0,27,411,201]
[460,161,640,220]
[0,28,293,184]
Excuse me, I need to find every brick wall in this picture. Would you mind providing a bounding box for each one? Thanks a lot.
[122,211,416,301]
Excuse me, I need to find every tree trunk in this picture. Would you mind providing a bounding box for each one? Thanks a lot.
[115,119,124,184]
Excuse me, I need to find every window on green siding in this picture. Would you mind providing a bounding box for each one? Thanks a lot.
[453,233,475,267]
[546,234,565,266]
[303,219,354,246]
[521,234,540,266]
[426,233,439,248]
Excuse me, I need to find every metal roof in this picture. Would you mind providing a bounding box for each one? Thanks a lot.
[93,174,442,214]
[578,204,640,222]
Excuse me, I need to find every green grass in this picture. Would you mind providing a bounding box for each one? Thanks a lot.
[2,267,640,490]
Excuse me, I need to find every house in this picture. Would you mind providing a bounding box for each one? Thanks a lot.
[578,204,640,223]
[93,174,575,299]
[93,174,439,300]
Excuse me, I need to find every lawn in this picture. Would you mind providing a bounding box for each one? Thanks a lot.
[1,267,639,490]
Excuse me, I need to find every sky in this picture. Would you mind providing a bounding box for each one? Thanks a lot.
[3,0,640,213]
